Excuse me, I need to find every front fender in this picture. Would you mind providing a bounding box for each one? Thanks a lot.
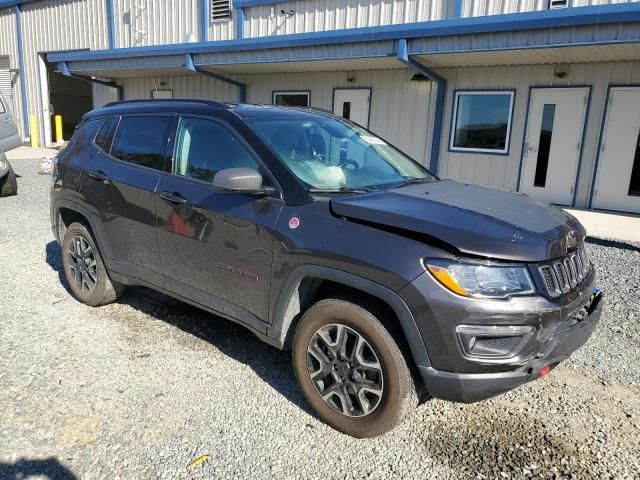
[268,264,431,369]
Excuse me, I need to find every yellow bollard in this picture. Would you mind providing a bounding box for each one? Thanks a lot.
[29,115,39,148]
[54,115,63,144]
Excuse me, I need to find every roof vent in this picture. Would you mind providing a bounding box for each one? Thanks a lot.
[211,0,231,21]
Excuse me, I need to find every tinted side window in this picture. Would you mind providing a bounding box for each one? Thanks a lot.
[94,116,117,152]
[175,117,260,183]
[111,116,173,170]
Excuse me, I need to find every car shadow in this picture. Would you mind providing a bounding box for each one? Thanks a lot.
[44,241,314,418]
[586,236,640,253]
[0,458,77,480]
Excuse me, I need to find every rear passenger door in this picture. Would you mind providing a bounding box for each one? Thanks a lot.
[156,116,283,326]
[0,91,21,152]
[83,114,176,288]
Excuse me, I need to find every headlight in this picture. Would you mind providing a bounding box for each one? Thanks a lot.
[424,259,535,299]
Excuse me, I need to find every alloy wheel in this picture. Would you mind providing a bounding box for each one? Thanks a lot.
[306,323,384,417]
[67,235,98,293]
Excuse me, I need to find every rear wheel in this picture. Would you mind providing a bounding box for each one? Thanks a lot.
[61,222,125,306]
[0,163,17,197]
[292,298,418,437]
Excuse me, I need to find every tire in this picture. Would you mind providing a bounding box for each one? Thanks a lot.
[61,222,125,306]
[0,163,17,197]
[292,298,419,438]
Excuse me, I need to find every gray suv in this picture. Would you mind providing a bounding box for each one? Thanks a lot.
[50,100,603,437]
[0,91,21,196]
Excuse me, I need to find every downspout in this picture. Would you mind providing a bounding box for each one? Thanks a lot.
[15,5,29,139]
[236,7,245,39]
[396,38,446,175]
[200,0,209,42]
[185,53,246,103]
[57,62,124,102]
[106,0,116,49]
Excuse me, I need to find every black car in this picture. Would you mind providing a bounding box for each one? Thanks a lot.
[50,100,603,438]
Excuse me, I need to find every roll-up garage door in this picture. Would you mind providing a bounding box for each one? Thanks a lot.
[0,56,14,116]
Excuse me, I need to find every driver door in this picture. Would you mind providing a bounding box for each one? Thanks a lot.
[156,116,283,327]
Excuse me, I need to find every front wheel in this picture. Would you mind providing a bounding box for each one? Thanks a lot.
[292,298,418,437]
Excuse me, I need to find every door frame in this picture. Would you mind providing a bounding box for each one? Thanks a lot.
[332,87,372,129]
[37,53,52,148]
[588,83,640,212]
[516,85,592,207]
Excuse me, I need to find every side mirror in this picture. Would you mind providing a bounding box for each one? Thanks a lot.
[213,167,272,195]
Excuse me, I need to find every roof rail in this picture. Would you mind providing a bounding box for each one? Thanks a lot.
[103,98,229,108]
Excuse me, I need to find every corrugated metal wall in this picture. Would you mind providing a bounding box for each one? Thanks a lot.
[461,0,547,16]
[0,8,22,133]
[461,0,638,17]
[114,0,203,48]
[243,0,452,38]
[118,74,239,103]
[436,61,640,208]
[20,0,109,145]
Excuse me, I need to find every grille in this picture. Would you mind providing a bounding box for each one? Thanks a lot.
[538,244,592,298]
[475,336,514,351]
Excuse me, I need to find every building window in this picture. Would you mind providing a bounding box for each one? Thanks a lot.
[550,0,569,9]
[211,0,231,22]
[273,91,310,108]
[450,91,515,154]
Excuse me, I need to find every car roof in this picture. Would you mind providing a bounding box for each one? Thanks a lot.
[84,99,335,121]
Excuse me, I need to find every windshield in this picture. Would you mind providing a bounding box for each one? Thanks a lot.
[245,115,435,191]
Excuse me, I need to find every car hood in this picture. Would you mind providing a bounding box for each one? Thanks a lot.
[330,180,585,262]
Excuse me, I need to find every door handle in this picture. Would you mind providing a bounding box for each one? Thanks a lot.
[160,191,188,205]
[88,170,109,183]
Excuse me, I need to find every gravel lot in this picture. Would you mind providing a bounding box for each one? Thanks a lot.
[1,150,639,480]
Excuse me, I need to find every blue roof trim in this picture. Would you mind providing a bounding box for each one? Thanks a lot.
[0,0,39,8]
[233,0,280,7]
[48,3,640,63]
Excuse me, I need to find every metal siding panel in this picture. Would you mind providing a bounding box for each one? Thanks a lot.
[244,0,453,38]
[463,0,548,17]
[0,8,21,128]
[118,73,239,101]
[20,0,109,144]
[114,0,201,48]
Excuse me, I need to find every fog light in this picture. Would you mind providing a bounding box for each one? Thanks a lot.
[538,364,551,377]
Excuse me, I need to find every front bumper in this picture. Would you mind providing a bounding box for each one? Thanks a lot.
[417,288,603,403]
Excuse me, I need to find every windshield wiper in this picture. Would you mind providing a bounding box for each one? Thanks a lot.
[308,187,371,194]
[392,176,431,188]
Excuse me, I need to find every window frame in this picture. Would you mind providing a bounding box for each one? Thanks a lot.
[449,90,516,156]
[105,113,177,173]
[169,114,283,197]
[272,90,311,108]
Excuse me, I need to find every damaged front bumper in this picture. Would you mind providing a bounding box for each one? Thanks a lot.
[418,288,603,403]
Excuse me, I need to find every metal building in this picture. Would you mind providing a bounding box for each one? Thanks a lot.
[1,0,640,213]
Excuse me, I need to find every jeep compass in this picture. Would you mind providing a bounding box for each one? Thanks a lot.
[50,100,603,437]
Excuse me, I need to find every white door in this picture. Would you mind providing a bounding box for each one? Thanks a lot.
[333,89,371,128]
[520,88,589,205]
[37,53,52,147]
[592,87,640,214]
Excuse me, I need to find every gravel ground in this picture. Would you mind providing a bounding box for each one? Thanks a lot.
[1,151,639,480]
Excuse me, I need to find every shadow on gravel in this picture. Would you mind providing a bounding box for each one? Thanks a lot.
[44,241,314,418]
[0,457,77,480]
[46,240,71,293]
[586,236,640,253]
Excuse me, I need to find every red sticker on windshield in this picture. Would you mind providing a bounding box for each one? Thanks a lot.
[289,217,300,229]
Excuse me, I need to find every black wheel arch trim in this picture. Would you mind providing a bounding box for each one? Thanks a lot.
[268,264,432,368]
[52,198,112,263]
